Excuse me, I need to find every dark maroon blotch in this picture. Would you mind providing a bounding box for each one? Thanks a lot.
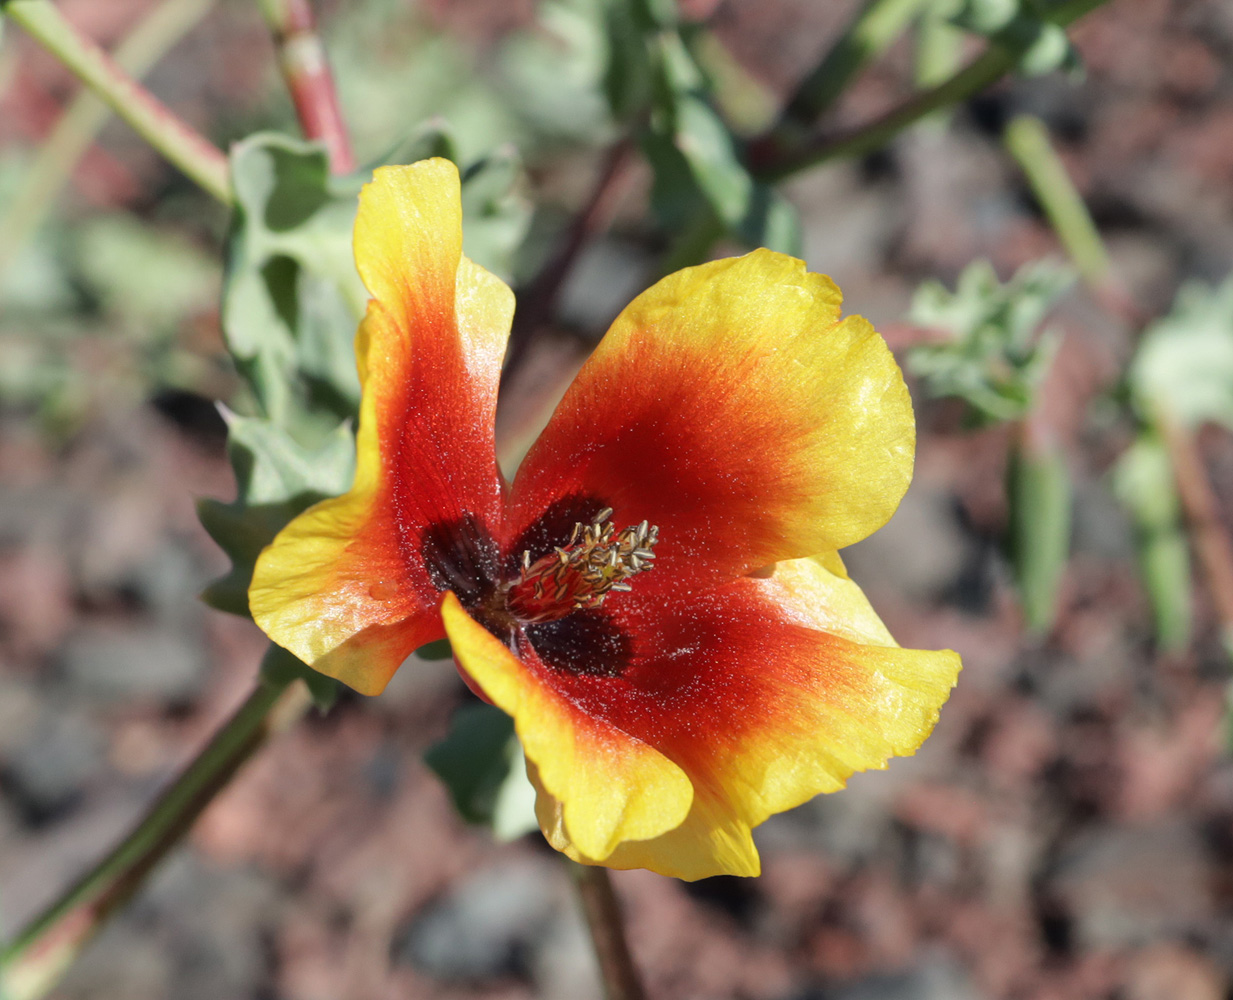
[421,514,500,608]
[524,609,633,678]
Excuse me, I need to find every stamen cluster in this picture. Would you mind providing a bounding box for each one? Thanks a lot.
[506,508,658,624]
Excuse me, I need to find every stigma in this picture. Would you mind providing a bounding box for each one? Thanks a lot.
[505,508,658,624]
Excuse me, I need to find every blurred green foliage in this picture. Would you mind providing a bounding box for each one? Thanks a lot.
[1007,429,1072,635]
[645,30,801,255]
[907,259,1075,634]
[0,154,224,435]
[907,258,1074,424]
[1111,275,1233,651]
[425,703,539,840]
[1112,432,1192,650]
[949,0,1082,75]
[1129,277,1233,433]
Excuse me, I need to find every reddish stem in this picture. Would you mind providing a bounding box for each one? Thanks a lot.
[1159,414,1233,645]
[503,136,637,380]
[261,0,355,174]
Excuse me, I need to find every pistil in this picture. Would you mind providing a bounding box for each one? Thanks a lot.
[505,508,658,624]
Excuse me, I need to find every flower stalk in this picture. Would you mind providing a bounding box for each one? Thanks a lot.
[0,671,311,1000]
[1,0,232,204]
[570,863,647,1000]
[255,0,356,174]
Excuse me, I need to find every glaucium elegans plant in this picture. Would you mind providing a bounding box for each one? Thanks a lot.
[248,159,961,880]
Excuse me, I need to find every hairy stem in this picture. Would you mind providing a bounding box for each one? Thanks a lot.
[256,0,355,174]
[2,0,231,204]
[0,0,216,275]
[0,671,311,1000]
[570,863,647,1000]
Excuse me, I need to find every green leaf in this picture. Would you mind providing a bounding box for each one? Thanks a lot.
[636,0,679,28]
[916,0,966,92]
[601,0,654,122]
[1112,431,1192,650]
[260,642,339,712]
[951,0,1019,34]
[646,33,801,254]
[199,411,355,616]
[378,117,462,168]
[1017,21,1077,76]
[458,147,532,284]
[74,214,217,334]
[221,407,356,505]
[950,0,1082,76]
[1007,432,1072,634]
[415,639,454,661]
[1129,275,1233,432]
[907,258,1073,423]
[425,703,538,839]
[223,133,367,424]
[498,0,613,142]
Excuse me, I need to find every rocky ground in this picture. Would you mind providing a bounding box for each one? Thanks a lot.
[3,1,1233,998]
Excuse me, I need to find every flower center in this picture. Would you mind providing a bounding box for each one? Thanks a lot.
[504,507,658,624]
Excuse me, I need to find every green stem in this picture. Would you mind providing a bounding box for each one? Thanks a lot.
[1003,114,1110,285]
[1008,413,1072,636]
[569,862,646,1000]
[748,0,1110,181]
[2,0,232,204]
[779,0,931,130]
[0,0,216,276]
[255,0,355,174]
[0,671,310,1000]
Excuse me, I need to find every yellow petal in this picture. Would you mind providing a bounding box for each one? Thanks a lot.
[441,592,694,860]
[532,764,761,880]
[505,566,959,877]
[250,161,514,695]
[508,248,914,596]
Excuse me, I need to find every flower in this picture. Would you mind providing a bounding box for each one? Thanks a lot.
[249,159,961,880]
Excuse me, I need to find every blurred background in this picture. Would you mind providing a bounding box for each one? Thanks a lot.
[2,0,1233,998]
